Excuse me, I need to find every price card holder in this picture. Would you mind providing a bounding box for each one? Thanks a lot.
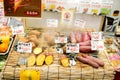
[47,19,58,27]
[17,42,32,53]
[91,32,103,40]
[91,40,104,50]
[66,43,79,53]
[55,36,67,43]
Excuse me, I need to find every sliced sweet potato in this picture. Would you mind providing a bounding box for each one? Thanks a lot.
[36,53,45,66]
[60,54,70,67]
[27,55,36,66]
[33,47,42,55]
[45,54,54,65]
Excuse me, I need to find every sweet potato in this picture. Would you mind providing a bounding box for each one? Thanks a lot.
[70,32,76,43]
[82,32,90,42]
[27,55,36,66]
[80,46,93,53]
[29,30,41,37]
[28,37,40,46]
[60,54,70,67]
[75,32,82,43]
[45,54,54,65]
[33,47,42,55]
[76,56,99,68]
[36,53,45,66]
[79,40,91,46]
[82,54,104,67]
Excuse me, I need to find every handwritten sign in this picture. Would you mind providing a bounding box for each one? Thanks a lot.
[47,19,58,27]
[91,40,104,50]
[11,26,24,35]
[55,36,67,43]
[91,32,103,40]
[17,42,32,53]
[66,43,79,53]
[74,19,86,28]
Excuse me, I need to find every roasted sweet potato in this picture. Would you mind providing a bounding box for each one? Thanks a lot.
[27,55,36,66]
[28,30,41,37]
[79,40,91,46]
[45,54,54,65]
[36,53,45,66]
[76,56,99,68]
[82,54,104,67]
[60,54,70,67]
[33,47,42,55]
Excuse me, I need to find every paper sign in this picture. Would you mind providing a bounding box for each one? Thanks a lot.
[66,43,79,53]
[74,19,86,28]
[55,36,67,43]
[91,40,104,50]
[61,9,74,25]
[17,42,32,53]
[0,17,9,26]
[11,26,24,35]
[47,19,58,27]
[91,32,102,40]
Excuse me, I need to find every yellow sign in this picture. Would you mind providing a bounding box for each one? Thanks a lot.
[20,70,40,80]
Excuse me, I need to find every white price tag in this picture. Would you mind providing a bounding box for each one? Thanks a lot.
[55,36,67,43]
[74,19,86,28]
[47,19,58,27]
[17,42,32,53]
[12,26,24,35]
[91,40,104,50]
[66,43,79,53]
[91,32,102,40]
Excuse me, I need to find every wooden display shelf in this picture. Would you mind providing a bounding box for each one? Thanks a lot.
[1,46,115,80]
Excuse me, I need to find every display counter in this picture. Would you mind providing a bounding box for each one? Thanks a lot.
[1,42,115,80]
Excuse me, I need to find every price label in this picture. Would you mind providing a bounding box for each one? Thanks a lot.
[17,42,32,53]
[47,19,58,27]
[12,26,24,35]
[55,36,67,43]
[91,40,104,50]
[91,32,102,40]
[74,19,86,28]
[66,43,79,53]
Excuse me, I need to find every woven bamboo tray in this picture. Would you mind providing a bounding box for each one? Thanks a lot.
[1,48,115,80]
